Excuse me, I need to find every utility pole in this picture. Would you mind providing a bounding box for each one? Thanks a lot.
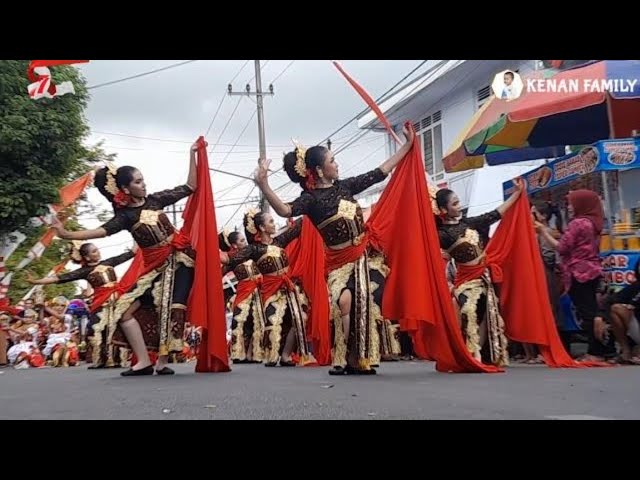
[165,203,185,229]
[228,60,274,213]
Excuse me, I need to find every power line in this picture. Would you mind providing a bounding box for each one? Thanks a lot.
[91,131,193,144]
[91,130,291,148]
[217,110,257,169]
[334,130,371,155]
[211,97,244,153]
[204,60,251,138]
[87,60,198,90]
[205,96,227,138]
[230,60,251,84]
[216,198,260,209]
[224,185,257,228]
[214,178,248,199]
[341,141,387,176]
[246,60,270,84]
[270,60,296,84]
[315,60,431,146]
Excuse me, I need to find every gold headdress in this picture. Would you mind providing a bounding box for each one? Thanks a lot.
[291,138,307,178]
[244,207,259,235]
[428,183,440,216]
[104,162,119,196]
[69,240,85,263]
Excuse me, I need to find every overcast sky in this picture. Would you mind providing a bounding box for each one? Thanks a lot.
[74,60,425,271]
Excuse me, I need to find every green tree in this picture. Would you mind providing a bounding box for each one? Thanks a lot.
[0,60,92,237]
[4,142,119,301]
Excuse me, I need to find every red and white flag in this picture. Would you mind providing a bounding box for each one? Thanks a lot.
[27,60,89,100]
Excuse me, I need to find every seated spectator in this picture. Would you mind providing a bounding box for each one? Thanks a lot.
[7,329,45,369]
[0,314,10,367]
[599,260,640,364]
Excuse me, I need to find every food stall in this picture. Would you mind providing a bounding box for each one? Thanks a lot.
[503,137,640,290]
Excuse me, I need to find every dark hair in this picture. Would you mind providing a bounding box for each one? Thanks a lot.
[533,201,552,221]
[244,210,268,244]
[533,200,564,233]
[434,189,455,227]
[283,152,303,185]
[283,146,329,188]
[218,230,243,252]
[228,231,241,246]
[95,165,139,205]
[69,242,95,265]
[79,243,93,259]
[79,243,94,265]
[436,189,454,210]
[504,71,515,79]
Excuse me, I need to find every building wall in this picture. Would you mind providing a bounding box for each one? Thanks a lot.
[377,60,542,211]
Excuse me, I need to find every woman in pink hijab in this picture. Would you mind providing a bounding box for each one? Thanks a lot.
[537,190,615,361]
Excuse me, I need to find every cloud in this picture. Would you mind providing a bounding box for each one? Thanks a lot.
[75,60,424,263]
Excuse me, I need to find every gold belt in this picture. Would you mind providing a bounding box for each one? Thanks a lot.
[457,252,486,267]
[151,234,174,249]
[264,267,289,276]
[327,232,366,251]
[238,273,262,282]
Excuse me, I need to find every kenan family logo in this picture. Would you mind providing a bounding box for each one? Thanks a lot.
[491,70,524,101]
[27,60,89,100]
[526,77,638,94]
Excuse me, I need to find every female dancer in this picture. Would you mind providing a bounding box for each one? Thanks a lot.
[434,183,522,366]
[222,211,314,367]
[219,229,265,364]
[51,143,199,376]
[253,125,415,375]
[26,242,135,368]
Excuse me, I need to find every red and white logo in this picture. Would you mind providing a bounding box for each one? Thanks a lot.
[27,60,89,100]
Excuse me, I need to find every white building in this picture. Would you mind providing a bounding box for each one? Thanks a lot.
[355,60,546,216]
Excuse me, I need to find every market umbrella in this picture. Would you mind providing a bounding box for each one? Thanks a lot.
[443,60,640,173]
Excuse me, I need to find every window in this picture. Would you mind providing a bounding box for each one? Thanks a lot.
[414,110,444,181]
[476,85,491,110]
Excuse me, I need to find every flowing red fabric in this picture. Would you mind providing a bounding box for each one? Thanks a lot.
[89,285,117,314]
[476,192,609,368]
[89,250,144,313]
[104,234,187,311]
[324,237,368,273]
[181,137,230,373]
[260,274,295,304]
[362,131,499,373]
[103,137,231,372]
[332,62,397,141]
[285,217,331,366]
[232,279,260,310]
[333,62,499,373]
[118,138,231,373]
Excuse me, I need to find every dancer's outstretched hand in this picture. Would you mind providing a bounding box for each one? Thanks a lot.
[254,158,271,187]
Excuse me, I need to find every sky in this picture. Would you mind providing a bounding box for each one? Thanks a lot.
[72,60,428,274]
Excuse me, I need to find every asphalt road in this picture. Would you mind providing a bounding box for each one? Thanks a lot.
[1,360,637,420]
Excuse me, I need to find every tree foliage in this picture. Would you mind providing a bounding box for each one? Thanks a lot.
[0,60,92,237]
